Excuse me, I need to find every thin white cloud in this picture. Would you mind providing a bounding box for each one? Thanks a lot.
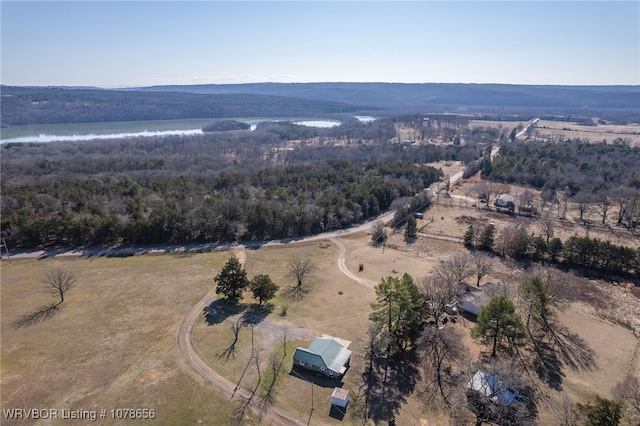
[147,74,305,85]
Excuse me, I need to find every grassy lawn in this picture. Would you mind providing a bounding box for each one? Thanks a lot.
[1,253,266,425]
[193,240,377,424]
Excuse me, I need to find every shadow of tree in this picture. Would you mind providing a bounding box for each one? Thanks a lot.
[203,299,243,326]
[548,325,597,373]
[366,350,421,424]
[242,304,274,326]
[217,316,245,362]
[11,303,60,329]
[530,337,566,391]
[280,284,311,301]
[527,322,595,391]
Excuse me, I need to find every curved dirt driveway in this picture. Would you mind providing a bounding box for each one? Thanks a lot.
[175,240,376,425]
[330,237,376,289]
[174,247,306,425]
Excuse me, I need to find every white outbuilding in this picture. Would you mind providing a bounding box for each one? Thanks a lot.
[331,387,349,408]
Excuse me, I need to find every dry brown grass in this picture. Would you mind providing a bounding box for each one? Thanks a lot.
[469,119,523,130]
[535,120,640,145]
[192,240,377,424]
[1,253,267,425]
[437,182,640,249]
[4,216,639,425]
[468,119,640,146]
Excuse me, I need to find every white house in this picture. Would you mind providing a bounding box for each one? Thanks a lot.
[494,193,515,209]
[466,371,520,406]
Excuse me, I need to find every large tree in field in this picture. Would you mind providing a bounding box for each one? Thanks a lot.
[404,214,417,240]
[249,274,279,305]
[215,256,248,301]
[520,275,554,335]
[471,296,526,358]
[370,274,423,354]
[472,251,493,287]
[418,274,455,326]
[371,220,387,247]
[44,268,77,305]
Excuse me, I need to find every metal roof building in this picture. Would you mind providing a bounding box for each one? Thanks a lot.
[292,338,352,378]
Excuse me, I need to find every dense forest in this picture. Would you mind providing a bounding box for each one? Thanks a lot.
[3,84,639,127]
[0,86,366,126]
[140,82,640,118]
[3,118,491,248]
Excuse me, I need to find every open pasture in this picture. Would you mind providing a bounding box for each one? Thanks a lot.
[1,253,266,425]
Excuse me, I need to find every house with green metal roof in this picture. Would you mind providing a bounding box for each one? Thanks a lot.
[292,338,352,378]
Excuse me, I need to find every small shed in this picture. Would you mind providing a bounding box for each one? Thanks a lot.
[331,387,349,408]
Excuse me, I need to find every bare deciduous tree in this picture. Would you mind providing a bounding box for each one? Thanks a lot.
[518,189,536,214]
[420,327,465,406]
[443,253,473,285]
[418,275,455,326]
[594,191,612,225]
[572,191,593,223]
[285,256,315,300]
[539,213,555,244]
[551,392,579,426]
[370,220,387,247]
[474,181,498,206]
[472,251,494,287]
[612,187,636,225]
[44,268,77,305]
[613,374,640,419]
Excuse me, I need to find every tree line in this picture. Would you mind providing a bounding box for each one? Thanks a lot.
[1,141,443,248]
[0,86,361,126]
[464,223,640,278]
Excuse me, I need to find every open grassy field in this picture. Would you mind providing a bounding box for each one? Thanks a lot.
[468,119,640,146]
[3,217,639,425]
[535,120,640,145]
[1,253,267,425]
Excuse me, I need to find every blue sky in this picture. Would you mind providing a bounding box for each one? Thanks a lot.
[1,1,638,87]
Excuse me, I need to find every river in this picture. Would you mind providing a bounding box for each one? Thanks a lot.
[0,117,364,144]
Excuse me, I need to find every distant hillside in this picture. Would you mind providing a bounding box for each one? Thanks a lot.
[2,83,638,126]
[138,82,640,110]
[0,86,364,126]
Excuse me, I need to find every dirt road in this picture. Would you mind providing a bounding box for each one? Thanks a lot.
[330,237,376,289]
[174,246,307,425]
[174,240,376,425]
